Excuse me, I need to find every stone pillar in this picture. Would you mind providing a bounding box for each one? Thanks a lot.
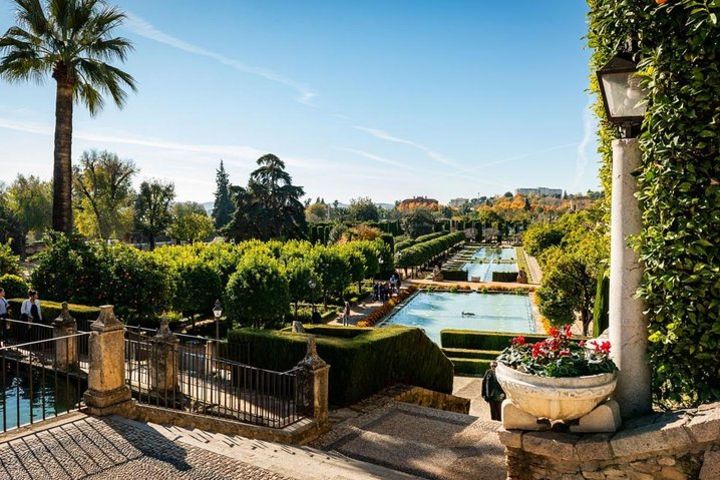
[84,305,132,413]
[149,318,179,394]
[609,138,651,419]
[296,336,330,427]
[52,302,78,371]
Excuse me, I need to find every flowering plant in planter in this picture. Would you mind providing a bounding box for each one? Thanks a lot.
[497,325,617,378]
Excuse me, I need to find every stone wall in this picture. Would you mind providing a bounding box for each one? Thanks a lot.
[498,402,720,480]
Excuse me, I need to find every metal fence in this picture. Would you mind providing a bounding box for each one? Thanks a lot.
[0,332,89,433]
[124,336,305,429]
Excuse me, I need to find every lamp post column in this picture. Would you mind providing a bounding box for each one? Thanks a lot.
[608,138,651,419]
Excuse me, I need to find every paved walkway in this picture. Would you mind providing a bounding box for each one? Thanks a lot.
[0,413,415,480]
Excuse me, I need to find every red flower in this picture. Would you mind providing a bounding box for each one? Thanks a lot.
[562,324,573,338]
[511,336,526,346]
[559,349,570,357]
[590,341,611,355]
[579,340,586,348]
[549,326,559,337]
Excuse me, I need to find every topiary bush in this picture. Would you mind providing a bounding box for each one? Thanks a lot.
[588,0,720,406]
[225,253,290,328]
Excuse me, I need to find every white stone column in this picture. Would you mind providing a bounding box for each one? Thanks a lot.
[609,138,651,419]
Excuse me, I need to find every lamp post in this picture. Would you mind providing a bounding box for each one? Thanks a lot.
[597,51,651,419]
[213,299,223,341]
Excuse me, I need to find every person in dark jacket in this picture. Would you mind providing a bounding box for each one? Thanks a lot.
[481,361,506,421]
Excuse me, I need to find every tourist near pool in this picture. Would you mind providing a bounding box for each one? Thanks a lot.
[382,291,537,344]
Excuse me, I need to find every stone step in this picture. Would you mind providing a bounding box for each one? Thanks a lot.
[320,403,505,480]
[142,418,418,480]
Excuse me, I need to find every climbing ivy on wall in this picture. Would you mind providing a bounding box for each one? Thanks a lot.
[588,0,720,407]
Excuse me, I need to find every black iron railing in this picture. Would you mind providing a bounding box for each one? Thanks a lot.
[124,336,304,429]
[0,333,89,433]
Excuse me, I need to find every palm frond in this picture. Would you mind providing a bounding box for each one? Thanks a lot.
[13,0,49,36]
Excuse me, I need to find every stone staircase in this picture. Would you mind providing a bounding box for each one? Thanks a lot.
[312,400,506,480]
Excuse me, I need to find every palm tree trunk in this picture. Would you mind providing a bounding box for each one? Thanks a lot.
[52,77,74,235]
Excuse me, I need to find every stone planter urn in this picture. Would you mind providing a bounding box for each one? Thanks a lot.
[495,362,618,428]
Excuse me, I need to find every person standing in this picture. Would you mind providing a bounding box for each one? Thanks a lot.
[0,288,8,347]
[21,290,42,323]
[342,301,351,326]
[481,361,506,421]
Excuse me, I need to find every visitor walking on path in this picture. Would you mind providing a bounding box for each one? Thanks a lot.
[342,301,351,326]
[481,361,506,421]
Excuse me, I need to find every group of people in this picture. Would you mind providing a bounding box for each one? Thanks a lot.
[372,273,401,302]
[0,288,44,347]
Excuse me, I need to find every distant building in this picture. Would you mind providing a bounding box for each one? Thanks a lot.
[515,187,563,198]
[397,196,440,212]
[449,198,469,208]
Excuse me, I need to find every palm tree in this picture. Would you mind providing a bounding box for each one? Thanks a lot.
[0,0,136,235]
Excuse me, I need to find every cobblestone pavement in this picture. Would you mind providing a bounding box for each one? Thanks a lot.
[0,415,293,479]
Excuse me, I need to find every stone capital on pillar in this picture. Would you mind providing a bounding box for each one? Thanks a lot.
[609,138,652,419]
[150,317,179,393]
[296,336,330,427]
[84,305,132,413]
[52,302,78,371]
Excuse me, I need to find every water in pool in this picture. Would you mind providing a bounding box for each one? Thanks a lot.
[383,291,536,344]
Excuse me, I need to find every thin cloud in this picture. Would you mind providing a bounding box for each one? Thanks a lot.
[123,12,317,104]
[353,125,455,166]
[338,147,414,171]
[572,97,596,192]
[0,116,326,170]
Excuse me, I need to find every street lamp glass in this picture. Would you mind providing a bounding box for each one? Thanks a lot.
[213,300,223,319]
[597,53,647,125]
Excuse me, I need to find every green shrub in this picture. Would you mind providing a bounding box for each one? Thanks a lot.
[225,254,289,328]
[0,274,28,299]
[0,242,20,275]
[29,234,171,324]
[169,259,223,317]
[227,325,453,406]
[440,329,546,351]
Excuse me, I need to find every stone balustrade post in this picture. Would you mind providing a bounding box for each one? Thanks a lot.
[296,336,330,427]
[52,302,78,371]
[149,318,179,394]
[84,305,132,414]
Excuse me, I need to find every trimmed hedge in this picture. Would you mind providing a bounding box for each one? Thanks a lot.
[440,270,467,281]
[440,329,546,351]
[442,347,499,360]
[448,357,492,377]
[395,232,465,269]
[491,271,519,283]
[8,298,100,328]
[227,325,453,406]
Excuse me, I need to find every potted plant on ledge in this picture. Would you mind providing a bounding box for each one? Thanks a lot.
[495,325,620,432]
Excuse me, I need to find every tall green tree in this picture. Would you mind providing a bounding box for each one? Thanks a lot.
[73,150,136,239]
[134,180,175,250]
[402,207,435,239]
[347,197,379,223]
[0,0,136,235]
[211,160,233,229]
[225,154,307,241]
[168,202,215,244]
[5,174,52,245]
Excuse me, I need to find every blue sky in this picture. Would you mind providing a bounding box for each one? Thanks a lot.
[0,0,598,204]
